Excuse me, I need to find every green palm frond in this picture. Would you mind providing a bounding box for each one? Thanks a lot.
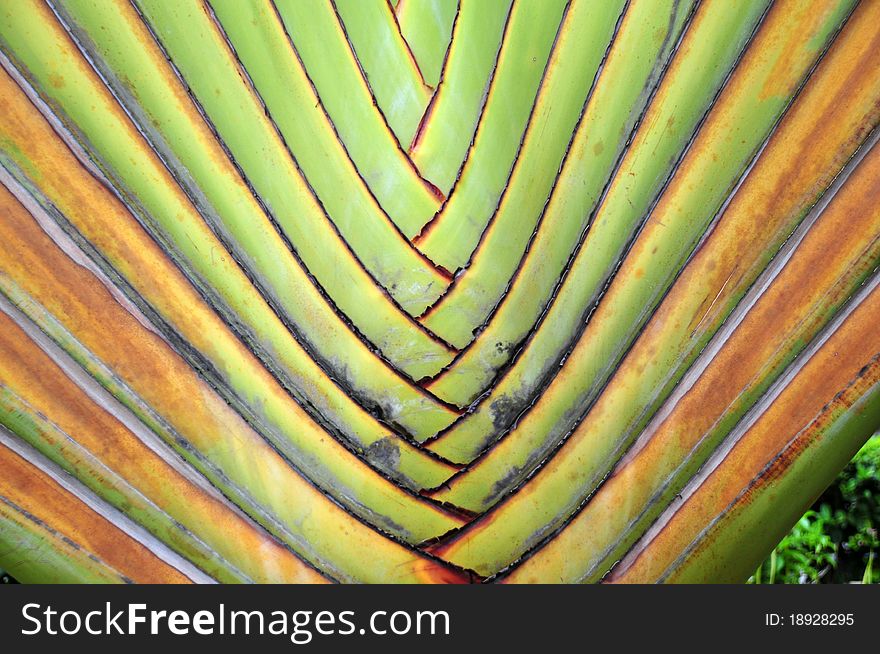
[0,0,878,584]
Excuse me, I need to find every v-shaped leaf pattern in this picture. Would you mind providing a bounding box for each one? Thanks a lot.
[395,0,457,90]
[0,0,879,584]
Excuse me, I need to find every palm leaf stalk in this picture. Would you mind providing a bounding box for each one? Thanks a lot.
[0,0,877,584]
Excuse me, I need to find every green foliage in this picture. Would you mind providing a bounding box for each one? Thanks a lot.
[750,434,879,584]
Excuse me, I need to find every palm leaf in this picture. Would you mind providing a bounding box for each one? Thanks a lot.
[0,0,877,584]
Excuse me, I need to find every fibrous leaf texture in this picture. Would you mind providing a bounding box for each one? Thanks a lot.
[0,0,878,584]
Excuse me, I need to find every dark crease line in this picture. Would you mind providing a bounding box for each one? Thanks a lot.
[0,359,252,585]
[410,0,519,242]
[0,491,134,584]
[408,0,461,155]
[422,0,706,447]
[384,0,432,90]
[496,116,878,585]
[0,47,468,556]
[270,0,446,241]
[0,421,221,584]
[8,165,469,582]
[419,0,636,382]
[422,0,775,503]
[0,220,339,587]
[55,0,462,469]
[654,350,880,584]
[280,0,444,202]
[427,0,779,500]
[130,0,463,410]
[1,155,345,584]
[207,0,451,305]
[329,0,434,180]
[9,329,341,585]
[211,0,455,320]
[425,0,711,456]
[433,0,848,566]
[414,0,578,317]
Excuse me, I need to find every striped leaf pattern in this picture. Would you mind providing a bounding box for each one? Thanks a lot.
[0,0,878,583]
